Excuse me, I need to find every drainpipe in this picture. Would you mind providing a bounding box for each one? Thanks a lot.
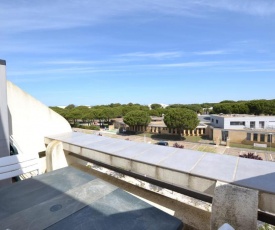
[0,59,10,158]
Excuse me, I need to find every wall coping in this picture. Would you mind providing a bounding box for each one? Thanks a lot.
[45,132,275,195]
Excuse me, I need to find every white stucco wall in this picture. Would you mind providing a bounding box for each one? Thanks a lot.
[0,61,9,157]
[210,115,275,130]
[7,81,72,155]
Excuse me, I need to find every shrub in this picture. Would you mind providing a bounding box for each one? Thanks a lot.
[239,152,262,160]
[75,125,100,130]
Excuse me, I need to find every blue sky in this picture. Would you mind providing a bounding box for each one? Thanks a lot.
[1,0,275,106]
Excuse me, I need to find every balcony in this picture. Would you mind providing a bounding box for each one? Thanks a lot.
[1,61,275,229]
[42,131,275,229]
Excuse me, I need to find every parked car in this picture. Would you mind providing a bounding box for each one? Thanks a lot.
[156,141,169,146]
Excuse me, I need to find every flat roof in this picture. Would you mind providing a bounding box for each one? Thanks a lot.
[211,114,275,118]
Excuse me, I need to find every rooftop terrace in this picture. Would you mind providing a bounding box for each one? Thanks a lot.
[44,131,275,229]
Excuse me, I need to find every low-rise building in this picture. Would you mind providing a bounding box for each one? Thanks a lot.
[114,116,209,136]
[208,114,275,147]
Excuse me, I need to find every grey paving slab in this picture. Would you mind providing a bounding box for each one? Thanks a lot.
[0,166,183,230]
[62,134,104,146]
[112,142,155,159]
[190,153,238,182]
[159,149,205,173]
[47,188,183,230]
[101,140,139,154]
[132,146,177,165]
[234,158,275,193]
[84,138,121,150]
[46,132,113,148]
[75,135,110,146]
[46,132,83,142]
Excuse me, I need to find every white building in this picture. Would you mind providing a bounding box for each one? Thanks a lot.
[209,114,275,146]
[210,114,275,130]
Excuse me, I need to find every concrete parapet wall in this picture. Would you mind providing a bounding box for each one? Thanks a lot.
[49,141,216,196]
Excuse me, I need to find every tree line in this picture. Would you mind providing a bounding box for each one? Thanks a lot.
[212,99,275,115]
[50,103,199,134]
[50,99,275,133]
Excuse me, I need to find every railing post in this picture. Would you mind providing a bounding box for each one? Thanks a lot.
[211,181,258,230]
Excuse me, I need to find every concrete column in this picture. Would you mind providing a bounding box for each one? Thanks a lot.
[46,140,68,172]
[226,137,230,147]
[211,181,258,230]
[192,130,195,136]
[264,134,268,143]
[257,133,261,142]
[0,60,9,158]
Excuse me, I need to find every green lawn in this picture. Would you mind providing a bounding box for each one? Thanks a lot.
[183,136,203,143]
[196,146,216,153]
[230,143,275,152]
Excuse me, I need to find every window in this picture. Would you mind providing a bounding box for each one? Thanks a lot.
[253,133,258,141]
[246,133,251,141]
[250,121,255,129]
[259,121,265,129]
[230,121,245,126]
[260,134,265,142]
[212,118,214,122]
[216,120,218,124]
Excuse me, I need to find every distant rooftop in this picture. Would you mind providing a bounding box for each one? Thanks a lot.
[211,114,275,118]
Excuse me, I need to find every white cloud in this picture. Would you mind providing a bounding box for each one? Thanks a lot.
[207,0,275,16]
[193,50,229,55]
[117,51,182,59]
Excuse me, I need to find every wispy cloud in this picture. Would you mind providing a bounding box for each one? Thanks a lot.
[206,0,275,16]
[117,51,182,59]
[10,59,275,82]
[193,50,229,56]
[1,0,274,34]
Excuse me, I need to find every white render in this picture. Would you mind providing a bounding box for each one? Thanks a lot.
[7,81,72,155]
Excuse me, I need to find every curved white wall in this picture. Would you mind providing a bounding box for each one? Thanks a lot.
[7,81,72,154]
